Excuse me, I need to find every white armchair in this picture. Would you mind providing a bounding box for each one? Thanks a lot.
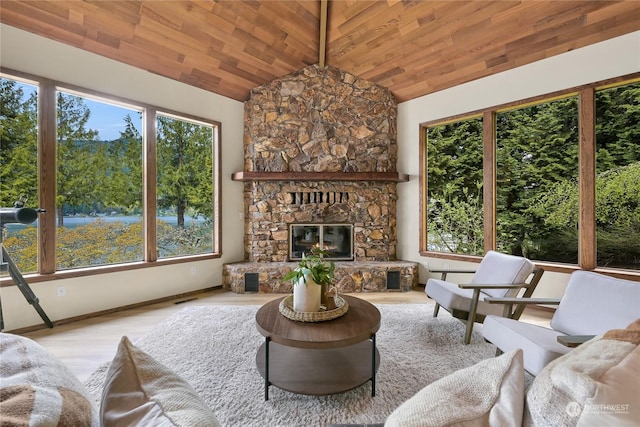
[482,270,640,375]
[426,251,543,344]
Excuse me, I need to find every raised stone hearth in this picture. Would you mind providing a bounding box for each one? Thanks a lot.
[224,261,417,294]
[224,64,417,293]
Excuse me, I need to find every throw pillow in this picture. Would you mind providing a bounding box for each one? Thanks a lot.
[0,332,99,426]
[100,336,220,427]
[525,319,640,427]
[385,349,524,427]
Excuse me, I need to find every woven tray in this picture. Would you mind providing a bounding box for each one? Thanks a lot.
[279,295,349,322]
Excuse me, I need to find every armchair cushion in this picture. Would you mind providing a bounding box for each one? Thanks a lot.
[471,251,534,298]
[550,271,640,336]
[427,279,507,317]
[385,349,524,427]
[482,315,572,375]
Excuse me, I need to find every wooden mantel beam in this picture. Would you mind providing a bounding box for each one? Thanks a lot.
[231,171,409,182]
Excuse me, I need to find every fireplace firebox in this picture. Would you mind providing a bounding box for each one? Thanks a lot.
[289,223,353,261]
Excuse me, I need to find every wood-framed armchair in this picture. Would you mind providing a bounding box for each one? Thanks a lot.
[425,251,544,344]
[482,270,640,375]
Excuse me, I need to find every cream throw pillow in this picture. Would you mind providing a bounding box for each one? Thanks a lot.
[525,319,640,427]
[385,349,524,427]
[100,336,220,427]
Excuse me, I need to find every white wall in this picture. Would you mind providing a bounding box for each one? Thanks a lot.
[396,31,640,297]
[0,24,247,330]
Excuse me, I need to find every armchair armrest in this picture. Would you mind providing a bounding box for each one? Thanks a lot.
[458,283,532,290]
[485,297,561,305]
[557,335,596,348]
[429,269,476,274]
[429,269,476,281]
[483,297,560,318]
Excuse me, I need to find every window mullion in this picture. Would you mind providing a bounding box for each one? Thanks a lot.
[578,88,596,269]
[144,108,157,262]
[38,80,56,274]
[483,110,496,253]
[419,126,428,253]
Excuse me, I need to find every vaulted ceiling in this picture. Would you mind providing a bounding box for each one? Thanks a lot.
[2,1,639,102]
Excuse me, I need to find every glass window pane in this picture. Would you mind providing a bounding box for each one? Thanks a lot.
[426,117,484,255]
[496,96,579,261]
[1,77,39,275]
[56,91,143,270]
[595,81,640,270]
[156,114,214,259]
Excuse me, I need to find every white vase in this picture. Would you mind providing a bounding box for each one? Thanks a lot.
[293,274,322,312]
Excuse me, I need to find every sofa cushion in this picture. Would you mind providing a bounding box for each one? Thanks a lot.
[0,332,99,426]
[385,349,524,427]
[100,336,219,427]
[525,319,640,426]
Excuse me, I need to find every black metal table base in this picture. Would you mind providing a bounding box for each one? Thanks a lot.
[260,333,378,401]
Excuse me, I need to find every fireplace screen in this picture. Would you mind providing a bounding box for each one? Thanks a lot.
[289,223,353,261]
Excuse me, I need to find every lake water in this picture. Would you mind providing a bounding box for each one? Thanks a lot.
[3,215,204,234]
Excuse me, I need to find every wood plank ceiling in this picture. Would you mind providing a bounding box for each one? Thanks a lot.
[2,1,639,102]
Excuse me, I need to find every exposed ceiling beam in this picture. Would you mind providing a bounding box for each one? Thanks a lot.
[319,0,328,67]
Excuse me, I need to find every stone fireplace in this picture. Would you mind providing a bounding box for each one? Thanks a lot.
[223,64,417,293]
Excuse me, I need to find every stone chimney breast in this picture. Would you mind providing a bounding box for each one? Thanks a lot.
[224,64,417,294]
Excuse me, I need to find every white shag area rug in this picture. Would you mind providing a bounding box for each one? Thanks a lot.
[83,303,496,426]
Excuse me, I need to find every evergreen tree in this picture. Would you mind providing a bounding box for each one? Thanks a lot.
[426,117,484,254]
[56,92,101,226]
[103,114,143,213]
[0,79,38,206]
[156,116,213,228]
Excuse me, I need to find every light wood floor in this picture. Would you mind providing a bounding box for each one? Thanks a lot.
[20,288,552,382]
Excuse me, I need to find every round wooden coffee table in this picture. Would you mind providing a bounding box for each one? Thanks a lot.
[255,294,381,400]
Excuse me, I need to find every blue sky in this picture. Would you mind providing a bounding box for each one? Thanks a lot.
[83,98,141,141]
[13,80,140,141]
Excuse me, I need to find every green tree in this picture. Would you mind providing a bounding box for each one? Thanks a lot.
[156,116,213,228]
[595,83,640,169]
[103,114,143,213]
[0,79,38,207]
[529,162,640,267]
[496,96,579,257]
[426,117,484,255]
[56,92,101,226]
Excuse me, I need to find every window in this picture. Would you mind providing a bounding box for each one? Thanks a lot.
[420,73,639,275]
[56,91,144,270]
[156,114,215,259]
[496,96,579,263]
[425,117,484,255]
[0,78,38,274]
[595,81,640,269]
[0,71,221,279]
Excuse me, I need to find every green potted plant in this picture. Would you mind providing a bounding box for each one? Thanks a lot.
[284,247,335,312]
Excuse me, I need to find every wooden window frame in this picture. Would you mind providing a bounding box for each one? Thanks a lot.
[0,68,222,286]
[419,73,640,280]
